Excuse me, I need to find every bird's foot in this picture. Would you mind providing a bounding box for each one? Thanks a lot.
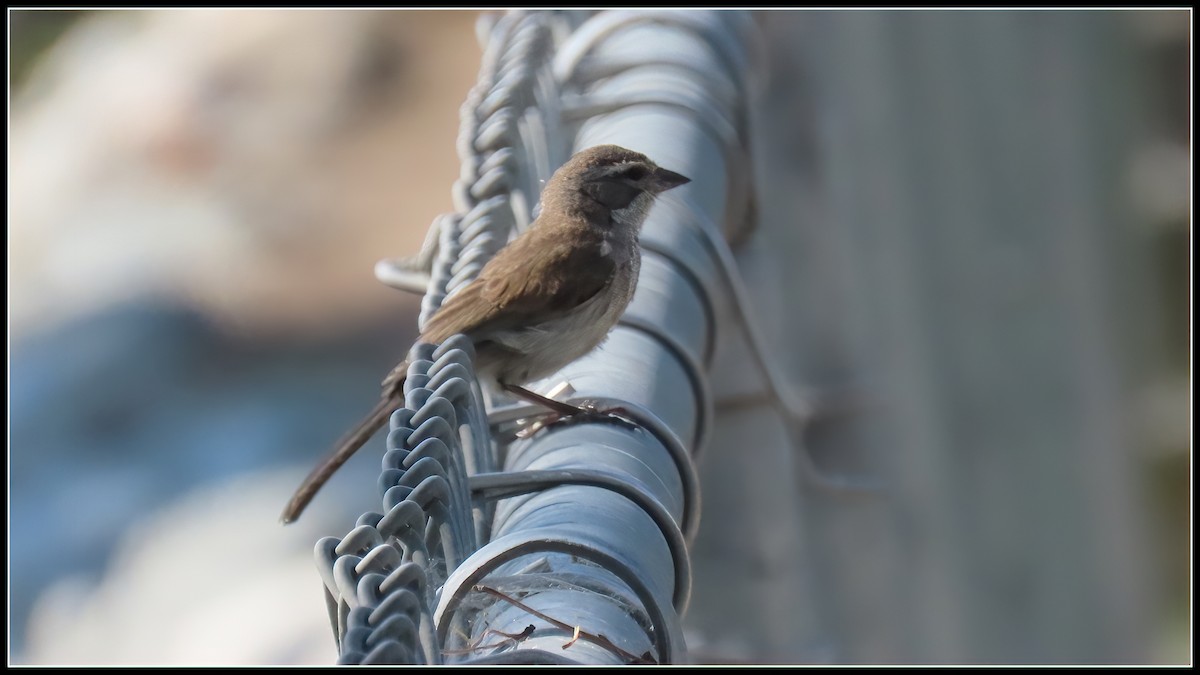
[512,404,638,439]
[501,383,638,438]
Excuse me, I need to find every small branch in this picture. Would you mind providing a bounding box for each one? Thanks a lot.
[442,624,536,656]
[473,584,657,665]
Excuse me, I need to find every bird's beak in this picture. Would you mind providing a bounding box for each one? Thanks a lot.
[651,167,691,193]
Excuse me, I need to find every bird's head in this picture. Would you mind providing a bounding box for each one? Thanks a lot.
[542,144,691,229]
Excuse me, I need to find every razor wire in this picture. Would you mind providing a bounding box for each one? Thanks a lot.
[312,9,873,666]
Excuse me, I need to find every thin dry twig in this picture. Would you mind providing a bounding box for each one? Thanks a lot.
[442,623,536,656]
[473,584,657,665]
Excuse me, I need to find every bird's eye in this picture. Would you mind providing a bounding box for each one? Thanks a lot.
[622,165,648,181]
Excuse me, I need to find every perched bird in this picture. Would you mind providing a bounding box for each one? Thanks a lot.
[281,144,690,523]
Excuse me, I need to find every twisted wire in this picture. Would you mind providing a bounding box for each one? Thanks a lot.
[313,12,567,665]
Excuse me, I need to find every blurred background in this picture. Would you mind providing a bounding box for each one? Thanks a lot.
[6,8,1190,665]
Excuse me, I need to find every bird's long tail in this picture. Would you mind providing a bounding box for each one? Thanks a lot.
[280,394,400,524]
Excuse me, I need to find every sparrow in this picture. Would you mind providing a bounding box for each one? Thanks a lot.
[281,144,690,523]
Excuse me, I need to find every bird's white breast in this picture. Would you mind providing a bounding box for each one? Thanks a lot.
[489,254,639,384]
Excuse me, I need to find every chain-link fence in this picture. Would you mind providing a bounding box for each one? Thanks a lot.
[313,10,765,664]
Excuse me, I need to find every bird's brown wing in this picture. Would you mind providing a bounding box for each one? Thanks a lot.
[421,229,616,343]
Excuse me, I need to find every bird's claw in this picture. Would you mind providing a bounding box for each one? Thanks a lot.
[512,402,639,439]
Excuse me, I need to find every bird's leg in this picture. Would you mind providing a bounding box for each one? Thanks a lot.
[501,383,588,416]
[499,383,582,439]
[499,383,639,439]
